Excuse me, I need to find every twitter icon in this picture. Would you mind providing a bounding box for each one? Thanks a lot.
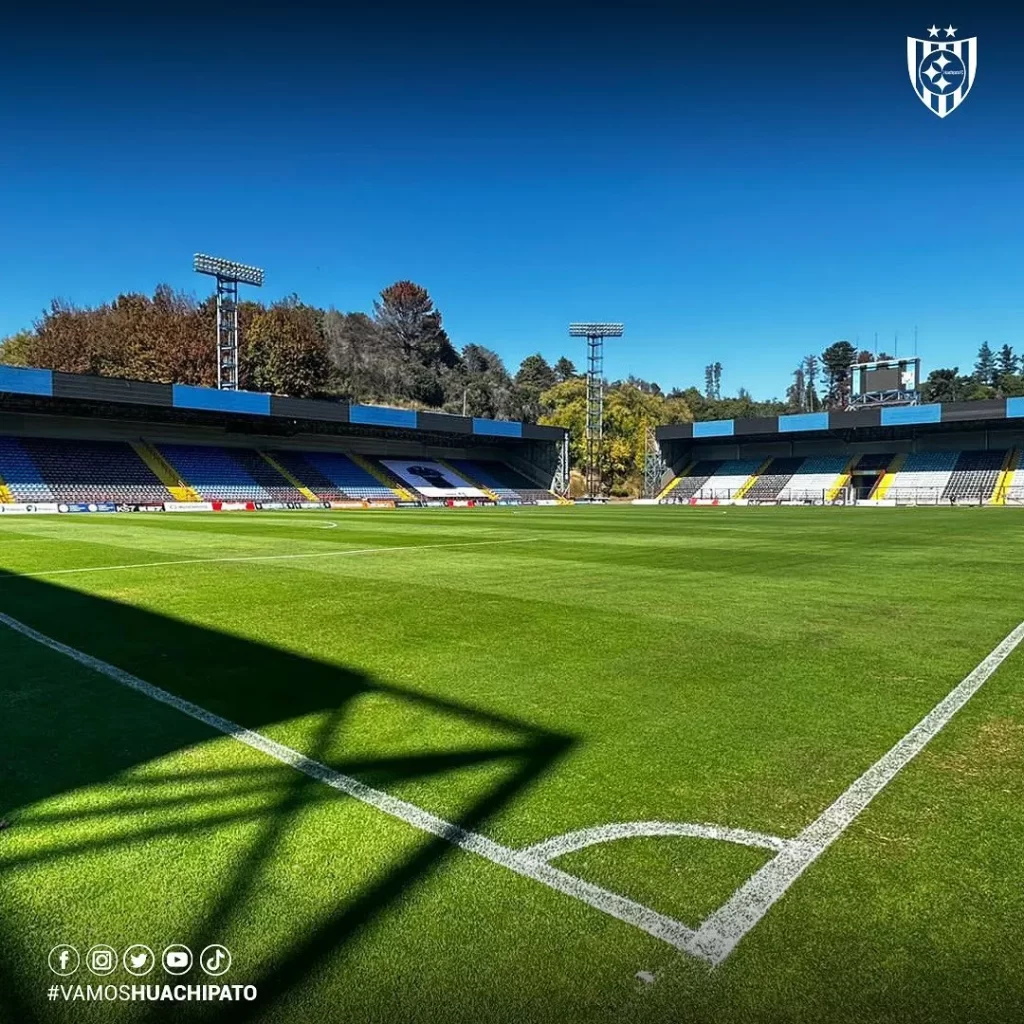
[122,945,155,976]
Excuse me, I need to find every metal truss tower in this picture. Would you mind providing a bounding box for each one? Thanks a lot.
[215,276,240,391]
[585,335,605,498]
[193,254,265,391]
[570,323,623,499]
[553,431,571,497]
[642,424,666,499]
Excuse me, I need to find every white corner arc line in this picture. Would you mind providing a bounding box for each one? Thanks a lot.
[692,619,1024,965]
[523,821,790,862]
[0,612,703,957]
[3,537,528,581]
[7,612,1019,967]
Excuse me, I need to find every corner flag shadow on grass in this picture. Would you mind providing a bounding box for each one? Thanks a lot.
[0,570,573,1024]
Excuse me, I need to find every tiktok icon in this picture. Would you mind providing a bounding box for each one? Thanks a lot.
[199,945,232,977]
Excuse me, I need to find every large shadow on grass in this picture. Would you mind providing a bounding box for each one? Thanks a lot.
[0,569,573,1024]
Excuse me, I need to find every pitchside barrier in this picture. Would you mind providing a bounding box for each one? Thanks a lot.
[0,498,566,515]
[0,501,396,515]
[660,487,1015,507]
[661,488,848,506]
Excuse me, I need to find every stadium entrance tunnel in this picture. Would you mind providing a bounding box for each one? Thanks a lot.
[0,568,574,1024]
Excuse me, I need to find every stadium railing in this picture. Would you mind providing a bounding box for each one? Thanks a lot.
[660,486,1003,506]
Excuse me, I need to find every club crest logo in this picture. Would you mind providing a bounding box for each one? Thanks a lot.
[907,24,976,117]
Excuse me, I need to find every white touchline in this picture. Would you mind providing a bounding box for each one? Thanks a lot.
[3,537,528,581]
[2,611,1020,967]
[247,518,339,530]
[691,618,1024,965]
[0,612,702,957]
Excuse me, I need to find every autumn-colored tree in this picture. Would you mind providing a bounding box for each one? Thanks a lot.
[0,330,33,366]
[323,310,388,400]
[150,286,217,386]
[373,281,459,386]
[14,288,218,385]
[2,277,816,430]
[539,377,588,467]
[243,297,332,397]
[541,379,693,495]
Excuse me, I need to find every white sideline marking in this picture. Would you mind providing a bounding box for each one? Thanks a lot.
[4,537,526,581]
[524,821,790,862]
[691,619,1024,964]
[221,515,338,529]
[3,612,1020,966]
[0,612,702,956]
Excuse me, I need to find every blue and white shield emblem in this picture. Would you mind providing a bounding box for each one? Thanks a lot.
[907,32,977,118]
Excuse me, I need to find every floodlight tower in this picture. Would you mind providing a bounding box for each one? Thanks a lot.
[569,322,624,498]
[193,254,265,391]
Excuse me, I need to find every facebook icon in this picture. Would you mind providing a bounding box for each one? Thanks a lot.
[48,945,79,976]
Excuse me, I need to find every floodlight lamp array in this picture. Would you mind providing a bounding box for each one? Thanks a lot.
[568,322,624,337]
[193,253,265,286]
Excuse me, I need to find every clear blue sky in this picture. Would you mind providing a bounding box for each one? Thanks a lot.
[1,3,1020,398]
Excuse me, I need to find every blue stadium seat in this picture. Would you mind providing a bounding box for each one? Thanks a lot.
[9,437,170,504]
[298,452,398,501]
[447,459,552,502]
[157,444,274,502]
[0,436,56,502]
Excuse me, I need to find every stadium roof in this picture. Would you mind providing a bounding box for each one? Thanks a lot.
[657,398,1024,443]
[0,365,565,443]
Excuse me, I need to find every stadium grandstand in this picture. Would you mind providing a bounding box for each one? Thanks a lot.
[0,366,567,512]
[656,398,1024,506]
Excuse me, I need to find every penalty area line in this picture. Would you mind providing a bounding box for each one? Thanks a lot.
[0,612,704,958]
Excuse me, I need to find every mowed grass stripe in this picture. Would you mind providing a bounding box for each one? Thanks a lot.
[2,536,531,581]
[3,505,1024,1023]
[0,628,657,1024]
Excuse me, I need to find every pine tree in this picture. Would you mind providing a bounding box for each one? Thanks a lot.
[801,354,819,411]
[997,344,1018,380]
[974,341,997,385]
[553,356,577,382]
[786,365,806,411]
[820,341,856,408]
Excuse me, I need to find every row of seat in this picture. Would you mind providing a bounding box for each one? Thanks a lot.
[888,450,1010,502]
[662,450,1020,503]
[0,437,171,503]
[0,437,555,505]
[448,459,555,502]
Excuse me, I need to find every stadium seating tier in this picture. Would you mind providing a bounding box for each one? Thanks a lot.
[1,435,1017,507]
[6,437,172,504]
[942,450,1006,502]
[447,459,554,502]
[156,444,275,502]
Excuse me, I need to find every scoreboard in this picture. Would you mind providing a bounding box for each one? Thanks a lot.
[850,357,920,402]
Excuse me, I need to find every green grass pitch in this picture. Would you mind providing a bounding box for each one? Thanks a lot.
[2,505,1024,1023]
